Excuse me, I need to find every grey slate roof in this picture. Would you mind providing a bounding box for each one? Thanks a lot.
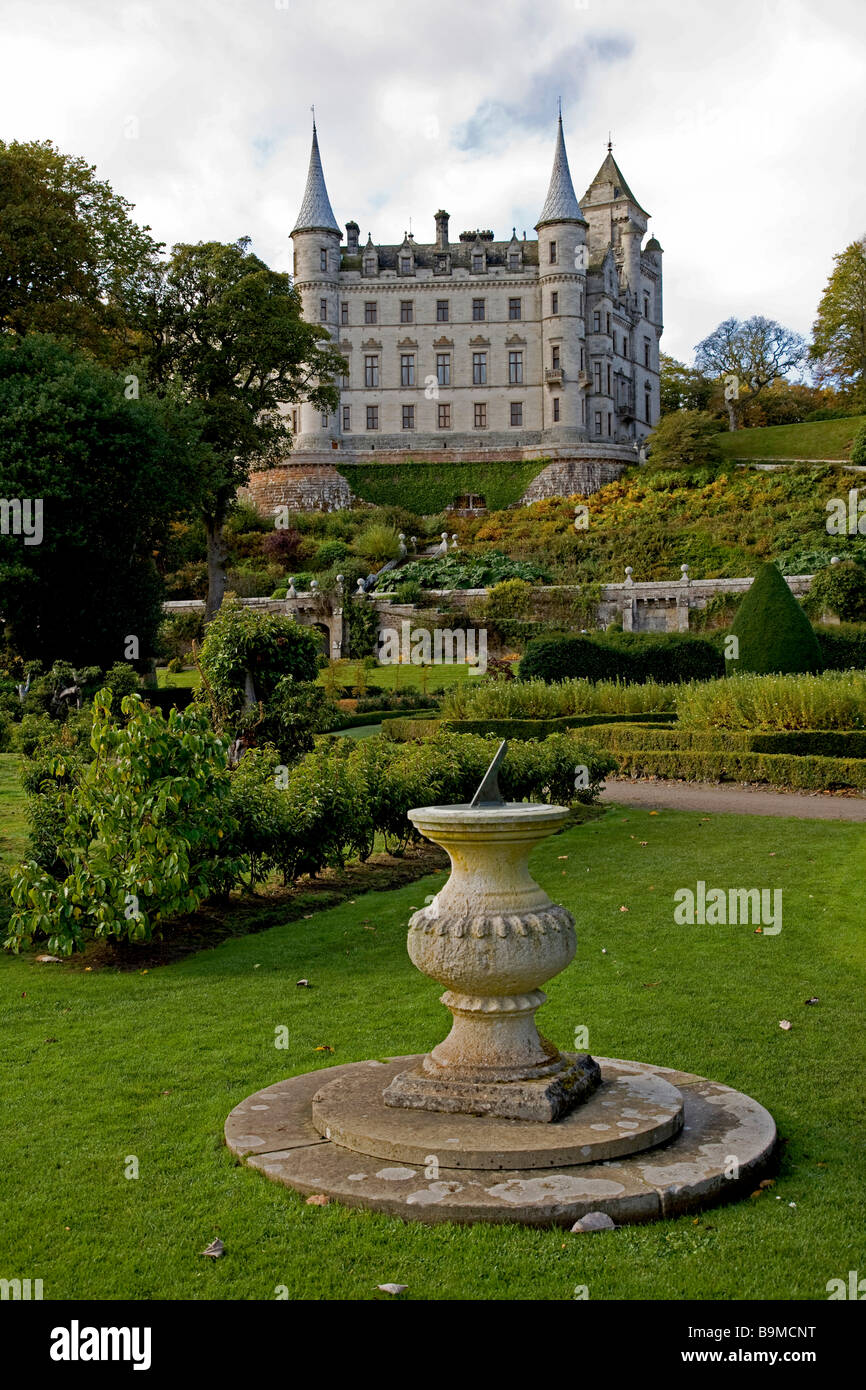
[536,117,587,227]
[344,239,539,271]
[292,124,340,234]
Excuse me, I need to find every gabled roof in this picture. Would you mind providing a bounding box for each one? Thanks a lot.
[536,116,587,227]
[583,149,649,218]
[292,123,340,235]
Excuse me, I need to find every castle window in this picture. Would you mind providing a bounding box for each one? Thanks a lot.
[594,411,602,435]
[366,405,379,430]
[607,364,612,395]
[400,353,415,387]
[606,313,611,335]
[472,298,485,321]
[320,298,328,322]
[549,240,557,264]
[402,404,415,430]
[551,291,559,315]
[508,351,523,384]
[552,346,561,370]
[579,290,584,316]
[553,397,560,422]
[436,300,449,322]
[581,398,586,424]
[623,334,629,358]
[341,301,349,325]
[340,371,349,389]
[508,297,522,320]
[645,389,652,425]
[644,293,651,318]
[436,353,451,386]
[607,412,612,436]
[438,403,451,429]
[364,354,379,387]
[342,406,351,432]
[364,301,378,324]
[320,249,328,272]
[508,252,520,269]
[321,413,329,428]
[400,300,413,324]
[400,256,412,274]
[472,352,487,385]
[644,337,651,368]
[472,253,484,272]
[580,347,585,372]
[291,408,299,433]
[593,311,601,332]
[510,401,523,426]
[593,362,602,393]
[474,403,487,429]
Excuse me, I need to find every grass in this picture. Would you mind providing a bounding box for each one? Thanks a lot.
[0,753,26,867]
[156,668,200,688]
[1,803,864,1300]
[716,415,866,462]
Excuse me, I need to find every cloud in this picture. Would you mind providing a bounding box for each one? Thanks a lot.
[0,0,864,363]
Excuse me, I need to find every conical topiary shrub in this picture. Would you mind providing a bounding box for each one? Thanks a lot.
[727,562,824,675]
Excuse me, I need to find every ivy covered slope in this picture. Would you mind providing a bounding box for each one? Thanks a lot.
[345,459,546,514]
[455,463,866,582]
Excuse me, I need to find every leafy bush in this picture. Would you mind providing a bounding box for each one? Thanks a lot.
[728,562,823,674]
[646,411,724,468]
[851,422,866,466]
[313,539,350,571]
[809,560,866,622]
[166,656,186,674]
[482,578,534,621]
[7,692,241,956]
[815,623,866,670]
[675,670,866,729]
[381,552,549,591]
[353,523,402,565]
[159,611,204,661]
[393,580,424,605]
[261,527,314,569]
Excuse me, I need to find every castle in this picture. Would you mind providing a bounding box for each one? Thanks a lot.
[248,116,663,512]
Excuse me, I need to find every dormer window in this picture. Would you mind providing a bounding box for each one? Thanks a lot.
[472,253,484,272]
[508,252,520,269]
[400,255,413,274]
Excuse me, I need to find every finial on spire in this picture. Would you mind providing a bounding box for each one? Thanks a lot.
[311,103,316,130]
[558,95,562,119]
[607,131,612,154]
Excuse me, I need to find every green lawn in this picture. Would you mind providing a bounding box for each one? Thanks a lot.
[1,803,864,1300]
[717,415,866,462]
[324,660,474,694]
[0,753,26,868]
[156,668,200,688]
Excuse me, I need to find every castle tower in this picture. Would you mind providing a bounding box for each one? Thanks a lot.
[535,116,589,447]
[581,147,649,297]
[290,121,342,452]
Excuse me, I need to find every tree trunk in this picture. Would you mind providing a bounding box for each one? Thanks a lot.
[726,399,738,431]
[204,517,229,621]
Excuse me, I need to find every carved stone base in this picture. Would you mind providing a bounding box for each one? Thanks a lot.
[383,1051,601,1122]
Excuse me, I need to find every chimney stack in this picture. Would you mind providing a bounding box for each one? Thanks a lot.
[434,209,450,250]
[345,221,359,253]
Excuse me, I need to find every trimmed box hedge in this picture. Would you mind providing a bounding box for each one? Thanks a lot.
[519,633,724,685]
[607,747,866,791]
[581,723,866,759]
[381,711,677,743]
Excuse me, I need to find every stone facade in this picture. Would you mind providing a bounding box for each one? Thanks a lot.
[284,118,663,473]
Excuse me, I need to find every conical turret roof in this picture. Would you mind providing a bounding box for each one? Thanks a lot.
[536,117,586,227]
[583,149,649,218]
[292,123,340,235]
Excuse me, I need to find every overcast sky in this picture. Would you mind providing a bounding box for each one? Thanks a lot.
[2,0,864,363]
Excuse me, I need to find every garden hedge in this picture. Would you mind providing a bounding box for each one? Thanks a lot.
[580,723,866,759]
[519,633,724,685]
[381,711,677,742]
[815,624,866,671]
[727,562,823,674]
[605,746,866,791]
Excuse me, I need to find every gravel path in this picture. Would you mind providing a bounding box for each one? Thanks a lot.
[600,777,866,821]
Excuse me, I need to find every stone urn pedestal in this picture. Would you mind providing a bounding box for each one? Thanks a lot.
[382,803,600,1121]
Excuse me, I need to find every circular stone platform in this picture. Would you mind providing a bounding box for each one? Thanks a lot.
[225,1055,777,1226]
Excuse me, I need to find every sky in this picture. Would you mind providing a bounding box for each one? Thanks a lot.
[1,0,864,364]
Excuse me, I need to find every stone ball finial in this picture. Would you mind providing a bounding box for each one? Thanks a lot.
[310,579,319,592]
[356,576,366,592]
[624,566,634,584]
[335,574,344,588]
[680,563,690,584]
[441,532,448,540]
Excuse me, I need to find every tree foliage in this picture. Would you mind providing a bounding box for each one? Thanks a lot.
[646,410,724,468]
[695,316,808,430]
[810,236,866,401]
[727,562,824,675]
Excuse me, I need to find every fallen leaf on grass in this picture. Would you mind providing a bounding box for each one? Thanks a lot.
[619,905,629,912]
[201,1238,225,1258]
[377,1283,408,1296]
[759,1178,775,1189]
[315,1044,335,1053]
[779,1020,792,1031]
[306,1194,330,1206]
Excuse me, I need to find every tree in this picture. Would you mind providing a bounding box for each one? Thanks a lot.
[809,560,866,623]
[0,334,204,668]
[645,410,724,468]
[694,316,807,430]
[727,562,823,675]
[659,353,715,416]
[143,239,346,618]
[810,236,866,404]
[0,139,161,363]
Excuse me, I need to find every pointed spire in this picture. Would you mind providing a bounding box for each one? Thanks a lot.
[536,116,586,227]
[292,120,340,235]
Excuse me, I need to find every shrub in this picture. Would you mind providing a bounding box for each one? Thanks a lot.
[353,523,402,565]
[261,528,314,569]
[676,670,866,729]
[851,422,866,466]
[383,551,549,591]
[646,411,724,468]
[6,692,241,956]
[519,633,722,685]
[312,539,350,572]
[809,560,866,623]
[159,611,205,661]
[442,676,678,720]
[727,563,824,674]
[103,661,141,698]
[483,578,534,621]
[166,656,186,674]
[393,580,424,605]
[815,623,866,670]
[603,746,866,792]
